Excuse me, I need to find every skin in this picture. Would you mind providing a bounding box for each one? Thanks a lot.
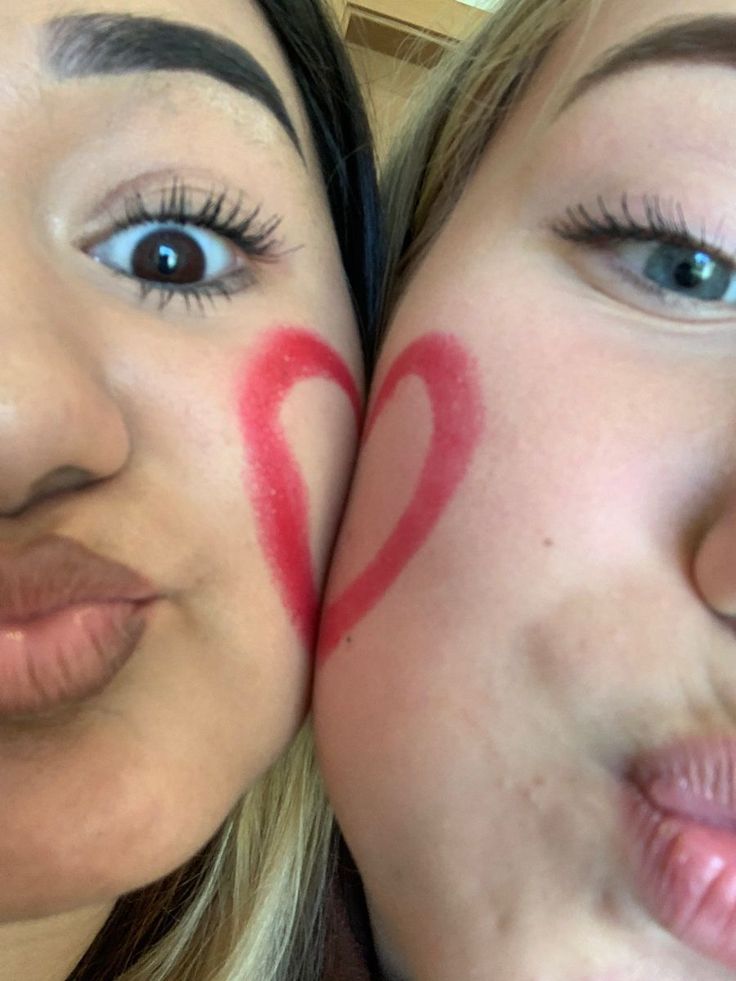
[315,0,736,978]
[0,1,361,978]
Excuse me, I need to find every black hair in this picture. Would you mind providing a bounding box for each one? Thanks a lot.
[254,0,384,367]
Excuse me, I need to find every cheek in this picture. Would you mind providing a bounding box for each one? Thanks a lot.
[319,332,485,658]
[449,282,724,573]
[235,325,361,647]
[320,298,725,700]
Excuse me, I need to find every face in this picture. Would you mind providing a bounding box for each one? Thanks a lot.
[315,1,736,977]
[0,0,361,929]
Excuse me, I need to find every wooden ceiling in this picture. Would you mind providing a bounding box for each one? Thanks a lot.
[333,0,487,66]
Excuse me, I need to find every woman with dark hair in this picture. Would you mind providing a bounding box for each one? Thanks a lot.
[0,2,380,979]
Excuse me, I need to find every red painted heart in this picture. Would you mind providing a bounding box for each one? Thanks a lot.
[318,331,485,659]
[237,326,362,647]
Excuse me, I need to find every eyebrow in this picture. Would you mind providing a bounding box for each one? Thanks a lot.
[562,15,736,111]
[43,13,302,155]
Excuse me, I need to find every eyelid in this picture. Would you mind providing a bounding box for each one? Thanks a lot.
[82,180,284,256]
[550,193,732,262]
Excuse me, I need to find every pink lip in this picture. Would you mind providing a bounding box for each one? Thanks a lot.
[0,536,157,717]
[623,738,736,969]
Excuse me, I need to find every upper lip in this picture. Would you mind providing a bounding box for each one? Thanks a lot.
[0,535,157,623]
[628,737,736,831]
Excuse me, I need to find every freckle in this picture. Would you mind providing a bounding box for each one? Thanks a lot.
[346,635,353,645]
[543,538,554,548]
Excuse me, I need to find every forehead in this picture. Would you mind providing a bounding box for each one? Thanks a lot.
[471,0,736,188]
[578,0,736,47]
[544,0,736,99]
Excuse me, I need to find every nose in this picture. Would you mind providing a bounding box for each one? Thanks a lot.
[0,327,130,517]
[693,497,736,617]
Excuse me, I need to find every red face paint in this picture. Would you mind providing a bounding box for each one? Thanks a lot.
[237,327,361,648]
[319,332,485,659]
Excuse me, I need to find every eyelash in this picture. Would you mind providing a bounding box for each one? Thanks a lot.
[91,179,284,313]
[550,192,733,266]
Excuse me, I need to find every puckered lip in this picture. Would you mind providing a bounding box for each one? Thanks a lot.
[626,735,736,830]
[621,735,736,972]
[0,534,157,623]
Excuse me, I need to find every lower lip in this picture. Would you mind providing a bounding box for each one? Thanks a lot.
[0,601,151,717]
[624,784,736,969]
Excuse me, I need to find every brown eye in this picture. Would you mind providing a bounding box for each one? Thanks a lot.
[90,222,239,288]
[131,229,207,284]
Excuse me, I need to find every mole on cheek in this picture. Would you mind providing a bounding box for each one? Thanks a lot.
[235,326,361,649]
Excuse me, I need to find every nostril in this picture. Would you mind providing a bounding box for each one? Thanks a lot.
[1,466,97,518]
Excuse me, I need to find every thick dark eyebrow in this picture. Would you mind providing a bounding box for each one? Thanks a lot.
[562,15,736,112]
[43,13,302,155]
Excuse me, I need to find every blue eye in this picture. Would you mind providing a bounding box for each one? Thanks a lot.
[617,242,736,303]
[552,194,736,321]
[90,222,240,288]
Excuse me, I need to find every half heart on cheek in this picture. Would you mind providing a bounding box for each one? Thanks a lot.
[237,326,362,649]
[318,332,485,660]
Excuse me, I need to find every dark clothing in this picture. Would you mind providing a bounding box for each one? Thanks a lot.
[322,841,385,981]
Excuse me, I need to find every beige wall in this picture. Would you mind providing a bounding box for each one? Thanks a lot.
[329,0,350,30]
[333,1,484,39]
[331,1,488,159]
[339,1,486,160]
[348,44,428,160]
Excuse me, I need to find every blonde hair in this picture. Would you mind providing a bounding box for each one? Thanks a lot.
[70,725,334,981]
[380,0,600,335]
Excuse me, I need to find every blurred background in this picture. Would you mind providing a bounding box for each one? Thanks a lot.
[329,0,492,157]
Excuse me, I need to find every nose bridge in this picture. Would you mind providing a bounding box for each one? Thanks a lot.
[0,297,131,516]
[0,35,132,518]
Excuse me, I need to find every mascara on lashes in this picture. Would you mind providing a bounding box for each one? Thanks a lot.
[81,179,285,313]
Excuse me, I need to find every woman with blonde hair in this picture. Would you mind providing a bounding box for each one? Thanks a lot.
[317,0,736,976]
[0,1,380,979]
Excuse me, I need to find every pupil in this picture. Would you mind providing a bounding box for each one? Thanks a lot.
[674,252,712,289]
[157,245,179,276]
[132,229,206,285]
[646,245,731,301]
